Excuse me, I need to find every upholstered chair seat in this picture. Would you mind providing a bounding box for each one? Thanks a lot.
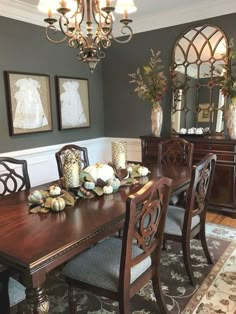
[165,206,200,236]
[9,277,26,307]
[62,237,151,292]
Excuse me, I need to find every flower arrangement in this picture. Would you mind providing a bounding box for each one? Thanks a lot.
[219,39,236,100]
[129,50,167,106]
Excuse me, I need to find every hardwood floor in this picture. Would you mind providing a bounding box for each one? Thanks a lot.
[206,211,236,228]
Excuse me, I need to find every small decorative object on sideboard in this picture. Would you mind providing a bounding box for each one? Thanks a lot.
[129,49,167,137]
[178,127,210,136]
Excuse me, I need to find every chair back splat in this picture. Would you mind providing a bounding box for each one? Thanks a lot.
[158,137,194,167]
[0,157,30,196]
[55,144,89,178]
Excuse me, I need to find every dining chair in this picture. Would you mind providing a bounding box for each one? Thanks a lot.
[0,267,25,314]
[62,177,172,314]
[0,157,31,196]
[158,137,194,168]
[158,137,194,206]
[0,157,29,312]
[55,144,90,178]
[164,153,217,286]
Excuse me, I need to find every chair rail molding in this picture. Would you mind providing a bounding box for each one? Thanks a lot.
[0,137,141,187]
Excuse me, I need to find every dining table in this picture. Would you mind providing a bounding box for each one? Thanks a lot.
[0,163,191,313]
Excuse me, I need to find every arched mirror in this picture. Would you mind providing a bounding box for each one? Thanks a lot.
[171,24,229,134]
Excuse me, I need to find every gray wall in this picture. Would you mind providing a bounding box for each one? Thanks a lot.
[102,12,236,138]
[0,17,105,153]
[1,12,236,153]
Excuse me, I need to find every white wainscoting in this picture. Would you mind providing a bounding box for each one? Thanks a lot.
[0,137,142,187]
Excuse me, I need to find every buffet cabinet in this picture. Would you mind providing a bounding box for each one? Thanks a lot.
[140,135,236,218]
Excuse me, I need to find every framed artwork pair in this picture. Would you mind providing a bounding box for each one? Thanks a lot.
[4,71,90,135]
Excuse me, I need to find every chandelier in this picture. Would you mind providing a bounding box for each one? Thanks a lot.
[38,0,137,73]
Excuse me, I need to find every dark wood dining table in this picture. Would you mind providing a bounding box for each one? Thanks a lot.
[0,164,191,313]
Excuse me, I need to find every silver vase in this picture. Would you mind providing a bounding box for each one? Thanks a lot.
[226,99,236,140]
[151,103,163,137]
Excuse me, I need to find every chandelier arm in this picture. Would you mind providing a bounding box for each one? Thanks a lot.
[111,25,133,44]
[92,0,100,25]
[58,15,75,37]
[45,25,68,44]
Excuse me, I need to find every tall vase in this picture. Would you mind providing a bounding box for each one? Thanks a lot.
[226,97,236,140]
[151,102,163,137]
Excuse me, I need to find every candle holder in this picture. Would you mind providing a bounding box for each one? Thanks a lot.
[112,141,127,169]
[63,150,81,189]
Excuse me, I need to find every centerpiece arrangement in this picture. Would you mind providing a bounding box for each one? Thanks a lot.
[28,162,150,213]
[129,49,167,136]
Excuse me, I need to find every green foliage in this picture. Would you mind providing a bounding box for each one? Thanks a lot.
[129,50,167,105]
[219,38,236,100]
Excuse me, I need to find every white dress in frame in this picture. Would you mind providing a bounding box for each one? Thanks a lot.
[60,81,87,128]
[13,78,48,129]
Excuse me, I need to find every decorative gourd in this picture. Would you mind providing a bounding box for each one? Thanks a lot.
[28,190,45,205]
[138,166,149,177]
[84,163,114,182]
[107,178,121,190]
[51,197,66,212]
[103,185,113,194]
[127,166,133,174]
[84,181,95,190]
[49,185,61,196]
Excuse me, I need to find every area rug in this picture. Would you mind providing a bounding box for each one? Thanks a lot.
[43,223,236,314]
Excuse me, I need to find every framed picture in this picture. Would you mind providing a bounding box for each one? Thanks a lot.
[55,76,90,130]
[198,103,211,122]
[4,71,53,135]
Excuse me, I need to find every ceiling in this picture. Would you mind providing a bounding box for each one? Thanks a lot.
[0,0,236,34]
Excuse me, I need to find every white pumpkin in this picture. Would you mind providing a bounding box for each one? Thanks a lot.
[103,185,113,194]
[51,197,66,212]
[49,185,61,196]
[138,166,149,177]
[28,190,44,204]
[107,178,121,190]
[84,163,115,182]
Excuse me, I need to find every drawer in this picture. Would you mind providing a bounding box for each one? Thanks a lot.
[193,151,234,162]
[194,143,235,152]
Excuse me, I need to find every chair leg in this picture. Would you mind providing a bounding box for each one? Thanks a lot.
[199,226,213,264]
[0,271,10,314]
[119,291,130,314]
[182,239,195,286]
[162,235,167,250]
[152,274,168,313]
[68,285,76,314]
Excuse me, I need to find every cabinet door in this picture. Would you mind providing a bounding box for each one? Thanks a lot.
[210,163,235,209]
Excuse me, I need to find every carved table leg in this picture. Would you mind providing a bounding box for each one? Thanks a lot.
[24,287,49,314]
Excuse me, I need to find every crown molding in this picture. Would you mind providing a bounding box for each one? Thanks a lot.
[0,0,45,27]
[131,0,236,34]
[0,0,236,34]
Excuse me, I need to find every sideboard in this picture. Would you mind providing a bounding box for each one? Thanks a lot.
[140,135,236,218]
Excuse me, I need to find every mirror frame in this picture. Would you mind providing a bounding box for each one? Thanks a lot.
[171,24,229,135]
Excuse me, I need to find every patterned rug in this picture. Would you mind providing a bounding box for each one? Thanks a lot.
[43,223,236,314]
